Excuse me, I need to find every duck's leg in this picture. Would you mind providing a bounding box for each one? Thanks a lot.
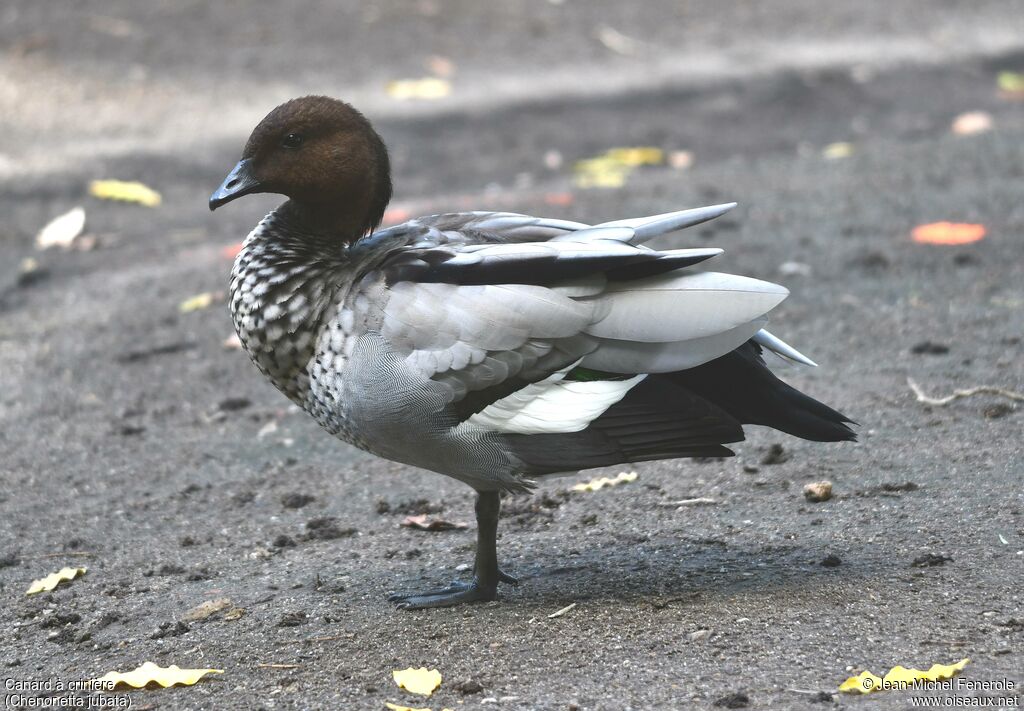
[390,490,517,609]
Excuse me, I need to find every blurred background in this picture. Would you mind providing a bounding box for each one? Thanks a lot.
[1,2,1022,708]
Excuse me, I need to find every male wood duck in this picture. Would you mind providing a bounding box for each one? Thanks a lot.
[210,96,855,609]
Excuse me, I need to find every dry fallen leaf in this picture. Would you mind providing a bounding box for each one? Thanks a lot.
[392,667,442,696]
[36,206,86,250]
[911,222,986,245]
[385,703,432,711]
[951,111,993,136]
[401,515,468,532]
[604,147,663,166]
[26,566,87,595]
[839,670,883,694]
[97,662,223,689]
[573,147,662,189]
[182,598,233,622]
[386,78,451,100]
[179,291,220,313]
[997,71,1024,99]
[571,470,637,492]
[89,179,161,207]
[840,658,969,694]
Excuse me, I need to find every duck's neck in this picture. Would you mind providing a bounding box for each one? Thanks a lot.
[275,200,368,247]
[229,210,348,405]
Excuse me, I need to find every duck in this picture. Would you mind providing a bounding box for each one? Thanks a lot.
[209,95,855,609]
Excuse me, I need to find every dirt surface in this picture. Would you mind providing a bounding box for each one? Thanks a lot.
[1,2,1022,710]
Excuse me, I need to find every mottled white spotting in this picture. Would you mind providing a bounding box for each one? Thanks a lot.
[339,308,355,334]
[467,363,647,435]
[329,327,345,353]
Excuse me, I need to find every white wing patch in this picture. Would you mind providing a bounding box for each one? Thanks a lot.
[466,364,646,435]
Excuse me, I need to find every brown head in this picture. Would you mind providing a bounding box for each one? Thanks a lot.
[209,96,392,241]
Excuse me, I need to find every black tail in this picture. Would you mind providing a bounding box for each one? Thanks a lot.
[667,340,856,442]
[505,339,854,477]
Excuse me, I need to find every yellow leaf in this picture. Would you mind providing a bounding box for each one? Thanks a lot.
[26,567,87,595]
[573,164,627,189]
[571,470,637,492]
[179,291,217,313]
[36,206,86,250]
[838,670,882,694]
[385,703,432,711]
[839,659,968,694]
[604,147,663,166]
[997,71,1024,94]
[386,78,451,100]
[822,142,854,160]
[96,661,223,689]
[572,147,663,189]
[89,180,162,207]
[392,667,442,696]
[883,658,970,688]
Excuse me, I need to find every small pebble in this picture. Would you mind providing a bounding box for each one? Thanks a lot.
[803,481,833,502]
[455,679,484,695]
[277,611,307,627]
[821,554,842,568]
[910,341,949,355]
[983,403,1014,419]
[912,553,952,567]
[713,691,750,708]
[281,492,316,509]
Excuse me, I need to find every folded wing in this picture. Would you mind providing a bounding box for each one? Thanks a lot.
[352,203,848,479]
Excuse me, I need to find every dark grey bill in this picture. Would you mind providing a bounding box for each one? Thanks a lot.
[209,159,260,210]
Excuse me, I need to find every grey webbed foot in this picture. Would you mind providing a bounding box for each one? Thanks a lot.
[391,491,517,610]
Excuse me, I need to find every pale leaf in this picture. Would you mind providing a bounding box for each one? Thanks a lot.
[97,661,223,689]
[386,78,451,100]
[36,207,86,250]
[26,566,87,595]
[839,658,969,694]
[89,180,161,207]
[392,667,442,696]
[179,291,218,313]
[571,470,637,492]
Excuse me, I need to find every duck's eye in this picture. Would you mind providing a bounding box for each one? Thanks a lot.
[281,133,303,148]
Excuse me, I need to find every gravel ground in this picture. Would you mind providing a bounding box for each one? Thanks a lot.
[1,2,1022,710]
